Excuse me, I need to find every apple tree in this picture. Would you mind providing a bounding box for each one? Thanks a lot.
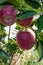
[0,0,43,65]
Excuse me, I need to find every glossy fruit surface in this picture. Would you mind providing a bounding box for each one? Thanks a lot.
[0,5,18,26]
[16,29,36,50]
[17,17,33,27]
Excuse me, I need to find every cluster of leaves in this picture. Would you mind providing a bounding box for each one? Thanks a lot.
[0,0,43,65]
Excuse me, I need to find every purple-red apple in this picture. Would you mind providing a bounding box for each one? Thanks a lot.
[17,17,33,27]
[16,29,36,50]
[0,5,18,26]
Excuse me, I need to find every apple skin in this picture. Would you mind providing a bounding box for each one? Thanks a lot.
[0,5,18,26]
[17,17,33,27]
[16,29,36,50]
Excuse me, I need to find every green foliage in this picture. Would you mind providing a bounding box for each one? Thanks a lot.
[0,49,9,64]
[37,31,43,42]
[15,24,23,30]
[0,49,9,59]
[0,0,43,65]
[37,15,43,32]
[17,11,37,20]
[24,0,41,9]
[6,38,18,55]
[0,0,6,4]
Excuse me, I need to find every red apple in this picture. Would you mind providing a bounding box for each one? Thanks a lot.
[17,17,33,27]
[0,5,18,26]
[16,29,36,50]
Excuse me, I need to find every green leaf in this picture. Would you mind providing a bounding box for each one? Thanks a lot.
[37,31,43,42]
[17,11,37,20]
[6,39,17,55]
[0,49,9,59]
[15,24,23,30]
[6,43,17,55]
[37,15,43,32]
[24,0,41,9]
[34,40,43,62]
[6,0,33,11]
[38,42,43,62]
[0,0,6,4]
[7,0,21,7]
[34,41,39,50]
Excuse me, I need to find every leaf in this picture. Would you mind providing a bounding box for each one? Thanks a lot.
[34,39,43,62]
[6,0,34,12]
[17,11,37,20]
[6,39,18,55]
[15,24,23,30]
[0,0,6,4]
[7,0,21,7]
[38,41,43,62]
[32,0,41,4]
[37,15,43,32]
[24,0,41,9]
[0,49,9,59]
[37,31,43,42]
[34,41,39,50]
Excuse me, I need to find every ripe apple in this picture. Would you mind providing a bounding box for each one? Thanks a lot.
[17,17,33,27]
[0,5,18,26]
[16,29,36,50]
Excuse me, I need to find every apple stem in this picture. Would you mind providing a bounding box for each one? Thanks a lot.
[24,27,27,31]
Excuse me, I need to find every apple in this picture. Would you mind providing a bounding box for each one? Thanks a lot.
[17,17,33,27]
[0,5,18,26]
[16,29,36,50]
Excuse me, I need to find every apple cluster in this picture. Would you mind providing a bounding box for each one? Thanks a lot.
[0,5,36,50]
